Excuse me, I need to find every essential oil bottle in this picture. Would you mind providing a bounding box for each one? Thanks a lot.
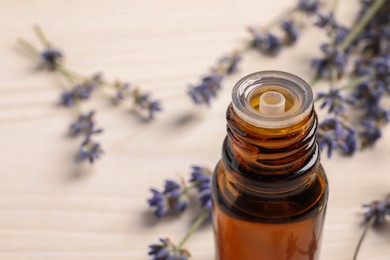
[212,71,328,260]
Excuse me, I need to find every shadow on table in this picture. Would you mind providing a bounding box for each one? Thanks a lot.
[139,209,183,228]
[373,222,390,242]
[138,204,212,230]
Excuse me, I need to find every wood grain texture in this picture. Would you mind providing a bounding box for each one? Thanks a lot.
[0,0,389,259]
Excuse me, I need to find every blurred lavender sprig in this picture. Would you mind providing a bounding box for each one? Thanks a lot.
[317,117,358,158]
[188,0,321,106]
[18,26,162,163]
[147,166,212,217]
[69,111,104,163]
[362,196,390,225]
[149,238,190,260]
[314,0,389,158]
[148,179,189,218]
[147,166,212,259]
[353,194,390,260]
[188,51,241,106]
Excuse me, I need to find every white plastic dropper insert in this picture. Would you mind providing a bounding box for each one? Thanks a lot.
[259,91,286,115]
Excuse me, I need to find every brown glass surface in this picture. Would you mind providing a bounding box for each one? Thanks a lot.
[211,105,328,260]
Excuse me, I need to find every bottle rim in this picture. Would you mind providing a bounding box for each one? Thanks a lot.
[232,70,313,128]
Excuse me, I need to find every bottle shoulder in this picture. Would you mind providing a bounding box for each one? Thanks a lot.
[212,160,328,223]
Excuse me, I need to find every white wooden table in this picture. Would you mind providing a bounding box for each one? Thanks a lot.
[0,0,389,259]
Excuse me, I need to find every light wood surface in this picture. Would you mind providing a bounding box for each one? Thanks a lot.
[0,0,389,259]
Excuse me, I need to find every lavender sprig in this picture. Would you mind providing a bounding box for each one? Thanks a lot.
[316,88,355,115]
[353,194,390,260]
[148,238,190,260]
[79,137,104,163]
[313,0,389,157]
[147,166,212,218]
[148,179,189,218]
[69,110,104,163]
[189,166,212,214]
[148,209,210,260]
[188,51,241,106]
[311,43,348,79]
[317,117,358,158]
[147,166,212,258]
[297,0,320,14]
[188,0,320,106]
[18,26,162,163]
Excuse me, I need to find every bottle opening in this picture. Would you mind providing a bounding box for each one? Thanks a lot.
[232,71,313,128]
[259,91,286,115]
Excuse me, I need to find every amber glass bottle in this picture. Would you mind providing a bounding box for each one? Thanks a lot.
[212,71,328,260]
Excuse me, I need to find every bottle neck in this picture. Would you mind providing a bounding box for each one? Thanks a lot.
[222,104,320,194]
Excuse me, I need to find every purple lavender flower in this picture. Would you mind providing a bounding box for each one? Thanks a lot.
[281,20,299,45]
[314,12,348,44]
[354,0,390,55]
[363,200,387,225]
[354,60,371,76]
[199,190,212,210]
[367,106,390,123]
[297,0,320,14]
[250,30,282,55]
[61,91,75,106]
[148,238,190,260]
[372,55,390,92]
[79,138,104,163]
[164,180,188,212]
[352,56,390,127]
[335,26,349,45]
[311,44,348,78]
[75,83,95,99]
[352,82,390,123]
[60,80,98,107]
[189,166,212,192]
[189,166,212,211]
[147,100,162,119]
[148,189,169,218]
[352,82,380,105]
[314,13,334,28]
[317,118,358,157]
[69,111,103,137]
[133,89,162,119]
[148,180,188,218]
[40,48,63,70]
[317,130,338,158]
[316,88,355,115]
[188,72,223,106]
[264,33,282,54]
[218,51,242,75]
[339,126,358,155]
[114,81,130,102]
[360,120,382,147]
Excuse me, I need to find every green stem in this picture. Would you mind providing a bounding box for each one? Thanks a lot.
[332,0,340,13]
[242,4,297,53]
[263,5,297,31]
[176,209,210,250]
[33,25,50,48]
[339,74,372,90]
[18,39,41,61]
[57,67,78,84]
[309,75,320,88]
[60,67,88,80]
[327,0,342,85]
[57,68,82,114]
[339,0,386,52]
[353,217,376,260]
[330,65,337,87]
